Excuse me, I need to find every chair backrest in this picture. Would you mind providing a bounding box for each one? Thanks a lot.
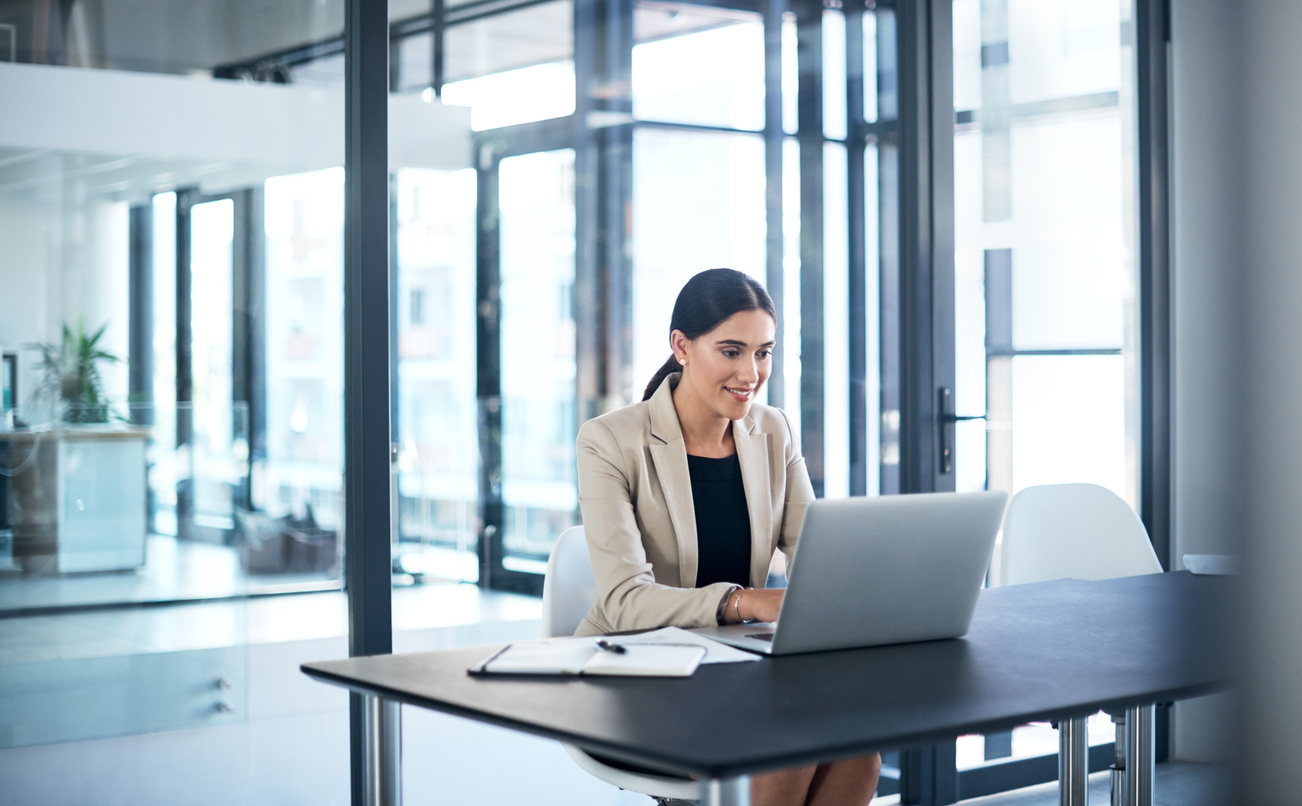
[541,526,597,638]
[1000,483,1163,586]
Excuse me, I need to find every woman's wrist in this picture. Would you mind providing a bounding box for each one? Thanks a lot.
[716,585,742,624]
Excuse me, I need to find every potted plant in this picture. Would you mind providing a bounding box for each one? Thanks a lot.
[28,319,119,424]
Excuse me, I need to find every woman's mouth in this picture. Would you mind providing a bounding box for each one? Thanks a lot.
[725,386,754,402]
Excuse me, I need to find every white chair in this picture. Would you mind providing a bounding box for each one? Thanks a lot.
[999,483,1163,586]
[542,526,700,803]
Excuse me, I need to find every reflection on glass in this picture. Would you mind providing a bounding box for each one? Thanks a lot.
[442,0,575,131]
[862,10,879,123]
[1007,0,1122,104]
[394,168,479,583]
[499,150,578,567]
[951,0,982,112]
[1008,117,1126,350]
[863,143,881,494]
[1010,355,1126,494]
[782,136,802,436]
[953,129,987,494]
[263,169,345,535]
[151,193,179,535]
[822,9,847,141]
[633,4,764,131]
[952,0,1137,773]
[823,142,849,499]
[442,62,576,131]
[782,12,799,135]
[631,128,767,401]
[956,713,1117,769]
[189,199,237,535]
[952,0,1137,504]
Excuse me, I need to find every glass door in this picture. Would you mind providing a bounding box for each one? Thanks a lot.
[950,0,1140,790]
[183,197,243,544]
[474,143,579,591]
[497,149,579,576]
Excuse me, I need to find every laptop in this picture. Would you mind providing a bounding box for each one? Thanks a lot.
[691,491,1008,655]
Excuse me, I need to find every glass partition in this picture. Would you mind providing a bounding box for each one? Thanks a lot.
[951,0,1138,776]
[0,0,351,797]
[499,149,578,572]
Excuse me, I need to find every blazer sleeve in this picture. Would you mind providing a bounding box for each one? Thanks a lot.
[777,407,815,569]
[576,419,736,633]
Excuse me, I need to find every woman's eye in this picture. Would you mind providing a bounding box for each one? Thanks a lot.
[722,350,740,358]
[757,350,772,359]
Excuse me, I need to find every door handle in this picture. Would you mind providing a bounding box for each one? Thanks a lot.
[938,387,986,475]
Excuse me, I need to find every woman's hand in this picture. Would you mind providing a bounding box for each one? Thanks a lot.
[726,588,784,623]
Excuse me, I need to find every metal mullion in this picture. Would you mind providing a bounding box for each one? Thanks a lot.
[244,188,267,483]
[574,0,601,426]
[128,203,153,425]
[344,0,396,801]
[230,189,256,511]
[475,155,505,592]
[633,118,764,136]
[794,0,824,498]
[763,0,784,409]
[1136,0,1171,574]
[432,0,445,93]
[896,0,956,803]
[895,0,954,498]
[175,187,196,541]
[846,2,867,496]
[602,0,634,408]
[475,115,576,160]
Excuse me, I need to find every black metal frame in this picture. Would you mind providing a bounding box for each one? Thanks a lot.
[343,0,393,802]
[128,203,154,423]
[168,188,260,542]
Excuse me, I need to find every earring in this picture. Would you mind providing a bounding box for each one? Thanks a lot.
[679,358,686,365]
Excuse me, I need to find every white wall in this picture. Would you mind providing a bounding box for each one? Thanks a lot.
[1236,1,1302,800]
[1171,0,1302,791]
[1167,0,1245,765]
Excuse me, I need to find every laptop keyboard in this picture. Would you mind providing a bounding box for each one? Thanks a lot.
[745,633,775,642]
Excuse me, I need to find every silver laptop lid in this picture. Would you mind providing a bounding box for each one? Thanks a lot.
[771,491,1008,655]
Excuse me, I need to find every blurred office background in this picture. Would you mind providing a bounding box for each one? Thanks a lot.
[1,0,1293,801]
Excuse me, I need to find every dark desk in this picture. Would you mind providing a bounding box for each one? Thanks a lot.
[304,572,1232,806]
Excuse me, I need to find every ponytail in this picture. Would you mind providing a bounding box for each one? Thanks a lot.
[641,269,776,403]
[642,355,682,402]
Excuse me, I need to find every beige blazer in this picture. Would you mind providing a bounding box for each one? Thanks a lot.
[573,373,816,636]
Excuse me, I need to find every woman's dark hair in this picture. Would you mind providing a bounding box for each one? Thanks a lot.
[641,268,777,401]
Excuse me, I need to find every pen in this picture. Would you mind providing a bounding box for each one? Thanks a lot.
[596,640,627,654]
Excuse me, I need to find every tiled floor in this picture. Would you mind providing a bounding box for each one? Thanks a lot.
[0,534,341,612]
[0,578,541,664]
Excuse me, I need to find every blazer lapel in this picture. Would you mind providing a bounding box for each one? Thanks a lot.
[648,374,698,588]
[733,414,773,588]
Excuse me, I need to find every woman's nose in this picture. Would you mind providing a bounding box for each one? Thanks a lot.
[738,359,760,384]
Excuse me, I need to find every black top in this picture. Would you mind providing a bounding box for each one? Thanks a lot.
[687,453,751,588]
[302,573,1231,779]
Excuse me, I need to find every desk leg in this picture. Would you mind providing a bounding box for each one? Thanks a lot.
[698,776,749,806]
[363,695,402,806]
[1124,704,1153,806]
[1059,716,1089,806]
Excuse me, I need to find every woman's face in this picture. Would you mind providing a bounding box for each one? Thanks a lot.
[672,309,776,421]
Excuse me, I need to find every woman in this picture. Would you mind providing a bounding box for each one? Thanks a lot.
[575,269,881,806]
